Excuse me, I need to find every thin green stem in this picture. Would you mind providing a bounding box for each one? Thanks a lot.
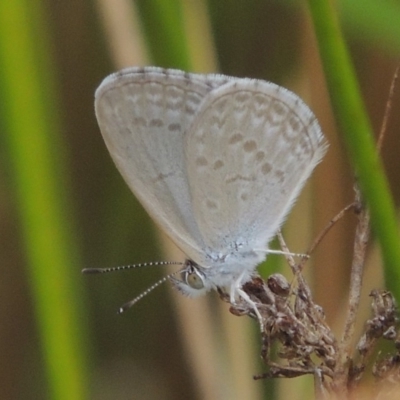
[307,0,400,298]
[0,1,90,399]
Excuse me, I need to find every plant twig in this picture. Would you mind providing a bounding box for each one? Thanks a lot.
[335,64,399,392]
[335,187,370,387]
[376,64,399,152]
[299,202,357,271]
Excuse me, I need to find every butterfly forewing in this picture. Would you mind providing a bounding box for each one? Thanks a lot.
[95,67,231,260]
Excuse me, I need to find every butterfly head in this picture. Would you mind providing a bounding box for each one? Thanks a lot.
[169,259,212,297]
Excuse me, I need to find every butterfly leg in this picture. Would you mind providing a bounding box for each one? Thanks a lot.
[230,273,264,331]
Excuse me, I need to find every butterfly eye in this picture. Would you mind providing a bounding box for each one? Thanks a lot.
[184,268,205,290]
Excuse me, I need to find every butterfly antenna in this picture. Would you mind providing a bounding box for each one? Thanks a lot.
[82,261,183,274]
[117,269,182,314]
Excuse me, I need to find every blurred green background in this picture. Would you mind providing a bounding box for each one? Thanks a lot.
[1,1,400,399]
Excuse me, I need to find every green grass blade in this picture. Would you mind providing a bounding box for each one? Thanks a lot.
[0,1,90,399]
[307,1,400,297]
[339,0,400,56]
[135,0,192,69]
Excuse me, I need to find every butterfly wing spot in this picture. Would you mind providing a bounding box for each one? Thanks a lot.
[149,118,164,128]
[165,85,184,99]
[240,192,249,202]
[271,100,286,116]
[213,160,224,170]
[210,115,229,129]
[146,85,166,108]
[132,117,147,127]
[229,132,244,145]
[288,115,302,132]
[152,171,175,183]
[225,174,256,184]
[243,140,257,152]
[166,86,200,112]
[196,156,209,167]
[166,98,185,111]
[206,199,218,210]
[299,134,314,154]
[261,162,272,175]
[251,95,272,119]
[254,93,270,106]
[186,92,203,105]
[275,169,286,184]
[168,122,181,132]
[255,151,265,162]
[185,105,197,115]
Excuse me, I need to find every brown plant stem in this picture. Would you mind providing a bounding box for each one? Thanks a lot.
[335,189,370,389]
[376,64,399,152]
[300,202,357,270]
[333,64,399,392]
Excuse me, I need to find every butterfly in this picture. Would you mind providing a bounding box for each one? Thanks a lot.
[91,66,327,318]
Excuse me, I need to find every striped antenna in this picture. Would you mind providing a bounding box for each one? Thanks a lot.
[82,261,183,274]
[82,261,184,313]
[117,269,182,314]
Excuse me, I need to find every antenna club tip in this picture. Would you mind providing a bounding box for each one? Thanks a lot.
[82,268,103,274]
